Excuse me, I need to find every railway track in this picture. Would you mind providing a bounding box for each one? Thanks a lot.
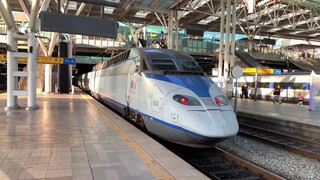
[239,123,320,161]
[164,142,283,180]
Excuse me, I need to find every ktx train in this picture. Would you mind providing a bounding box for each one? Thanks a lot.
[76,48,238,147]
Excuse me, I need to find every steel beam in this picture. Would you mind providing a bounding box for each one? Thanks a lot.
[76,3,86,15]
[25,0,40,32]
[0,0,15,30]
[71,0,118,7]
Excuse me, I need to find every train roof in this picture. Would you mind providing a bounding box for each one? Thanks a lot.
[140,48,194,60]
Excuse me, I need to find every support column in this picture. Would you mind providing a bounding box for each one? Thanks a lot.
[230,0,237,67]
[58,41,69,93]
[5,30,18,110]
[218,0,225,88]
[174,10,179,51]
[167,10,174,49]
[26,32,38,110]
[68,34,73,92]
[223,0,232,93]
[44,64,52,93]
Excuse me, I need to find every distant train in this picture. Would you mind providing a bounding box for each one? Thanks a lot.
[235,73,314,103]
[76,48,239,147]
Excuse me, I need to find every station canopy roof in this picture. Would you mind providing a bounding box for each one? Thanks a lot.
[6,0,320,41]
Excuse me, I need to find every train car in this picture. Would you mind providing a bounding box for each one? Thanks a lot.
[76,48,239,147]
[236,72,313,103]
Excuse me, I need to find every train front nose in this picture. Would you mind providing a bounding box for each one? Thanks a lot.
[180,109,239,142]
[163,95,239,147]
[163,84,239,147]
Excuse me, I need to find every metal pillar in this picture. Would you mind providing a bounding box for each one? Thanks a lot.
[230,0,237,67]
[29,0,40,31]
[45,33,58,93]
[0,1,16,29]
[5,30,18,110]
[25,0,40,110]
[58,41,69,93]
[223,0,232,93]
[26,32,38,110]
[68,34,73,92]
[218,0,225,88]
[174,10,179,51]
[229,0,237,99]
[167,9,174,49]
[44,64,52,93]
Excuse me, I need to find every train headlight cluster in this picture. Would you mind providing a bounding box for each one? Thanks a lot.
[173,95,201,106]
[214,95,229,106]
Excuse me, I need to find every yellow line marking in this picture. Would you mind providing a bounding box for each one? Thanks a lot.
[80,93,175,180]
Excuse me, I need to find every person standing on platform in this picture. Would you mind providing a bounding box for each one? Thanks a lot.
[273,84,282,104]
[159,39,167,49]
[240,83,249,99]
[297,92,304,106]
[150,39,160,48]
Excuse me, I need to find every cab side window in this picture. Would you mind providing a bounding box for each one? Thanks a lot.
[142,59,149,71]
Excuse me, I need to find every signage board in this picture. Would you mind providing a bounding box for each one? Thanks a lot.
[63,58,75,64]
[310,72,320,111]
[0,54,75,64]
[242,68,257,73]
[258,68,273,74]
[242,68,281,75]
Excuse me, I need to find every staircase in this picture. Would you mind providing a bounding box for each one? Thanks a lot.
[235,50,264,67]
[289,58,320,72]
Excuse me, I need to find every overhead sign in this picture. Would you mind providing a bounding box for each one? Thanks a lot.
[273,69,282,74]
[242,68,281,75]
[242,68,257,73]
[63,58,76,65]
[258,68,274,74]
[40,11,118,38]
[0,54,75,64]
[37,56,63,64]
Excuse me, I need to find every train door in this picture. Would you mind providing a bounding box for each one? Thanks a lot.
[126,57,141,111]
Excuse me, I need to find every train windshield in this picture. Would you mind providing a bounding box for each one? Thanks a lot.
[150,59,178,71]
[179,59,202,72]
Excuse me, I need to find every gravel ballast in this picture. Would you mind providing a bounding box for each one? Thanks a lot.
[217,136,320,180]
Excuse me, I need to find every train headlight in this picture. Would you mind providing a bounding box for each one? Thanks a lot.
[214,95,229,106]
[173,95,201,106]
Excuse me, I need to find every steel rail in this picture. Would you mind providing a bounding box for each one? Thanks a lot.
[239,123,320,161]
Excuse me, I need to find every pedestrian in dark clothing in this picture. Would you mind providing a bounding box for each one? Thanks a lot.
[159,39,167,49]
[273,84,282,104]
[240,84,249,99]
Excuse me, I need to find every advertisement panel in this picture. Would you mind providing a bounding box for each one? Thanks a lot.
[309,71,320,111]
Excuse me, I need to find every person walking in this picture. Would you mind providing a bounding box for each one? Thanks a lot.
[240,83,249,99]
[297,92,304,106]
[273,84,282,104]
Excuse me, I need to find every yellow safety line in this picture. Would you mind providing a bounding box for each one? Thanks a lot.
[80,93,175,180]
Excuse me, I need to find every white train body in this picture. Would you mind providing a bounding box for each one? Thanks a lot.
[77,48,239,147]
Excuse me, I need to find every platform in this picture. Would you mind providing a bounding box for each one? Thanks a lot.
[235,99,320,140]
[0,91,208,180]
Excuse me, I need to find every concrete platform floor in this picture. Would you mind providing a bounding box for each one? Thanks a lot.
[0,91,208,180]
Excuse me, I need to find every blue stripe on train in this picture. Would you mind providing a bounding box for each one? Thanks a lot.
[99,95,210,139]
[143,73,213,97]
